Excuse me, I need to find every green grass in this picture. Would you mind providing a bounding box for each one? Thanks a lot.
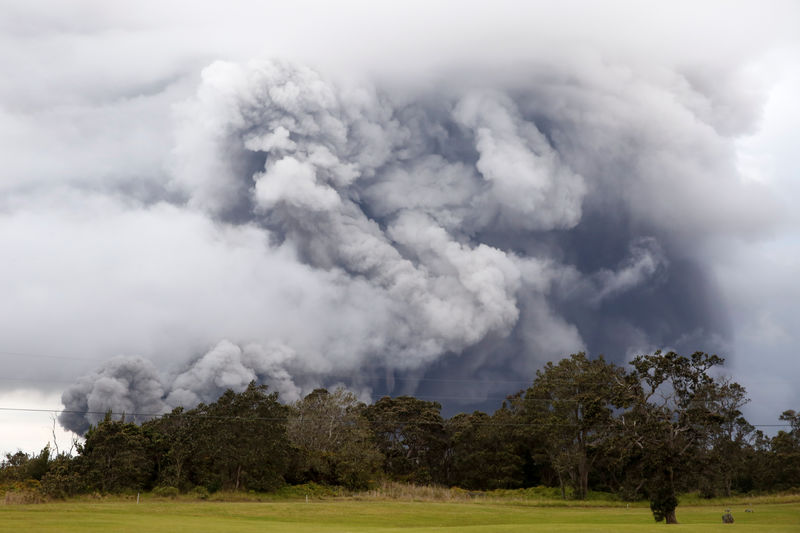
[1,499,799,532]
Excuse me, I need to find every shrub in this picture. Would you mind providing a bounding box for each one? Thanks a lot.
[190,486,210,500]
[2,480,44,504]
[152,486,179,499]
[40,456,84,499]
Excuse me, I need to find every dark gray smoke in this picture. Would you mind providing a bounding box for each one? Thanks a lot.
[61,57,766,432]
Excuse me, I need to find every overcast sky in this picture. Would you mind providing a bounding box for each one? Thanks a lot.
[1,1,799,454]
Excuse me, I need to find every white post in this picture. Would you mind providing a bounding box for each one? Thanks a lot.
[137,492,140,505]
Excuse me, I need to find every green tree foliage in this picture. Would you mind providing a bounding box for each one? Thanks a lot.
[446,410,523,489]
[0,445,51,482]
[625,350,741,524]
[511,353,631,499]
[8,352,800,504]
[700,379,755,497]
[39,452,84,499]
[769,409,800,489]
[142,406,196,490]
[780,410,800,433]
[188,382,290,491]
[365,396,448,484]
[79,413,153,492]
[287,388,382,489]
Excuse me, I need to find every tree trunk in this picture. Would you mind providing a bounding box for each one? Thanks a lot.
[175,460,183,487]
[578,455,589,500]
[666,467,678,523]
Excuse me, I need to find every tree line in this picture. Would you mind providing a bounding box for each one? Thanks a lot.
[2,351,799,523]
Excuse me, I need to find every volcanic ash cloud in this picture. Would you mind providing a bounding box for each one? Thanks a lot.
[60,58,701,433]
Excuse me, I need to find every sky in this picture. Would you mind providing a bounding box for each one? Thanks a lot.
[1,1,799,454]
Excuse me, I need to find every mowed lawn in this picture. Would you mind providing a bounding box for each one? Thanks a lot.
[1,500,798,532]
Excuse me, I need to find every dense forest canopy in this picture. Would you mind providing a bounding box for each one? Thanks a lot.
[3,351,799,523]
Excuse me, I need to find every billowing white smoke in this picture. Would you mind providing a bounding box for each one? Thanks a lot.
[165,340,301,408]
[61,59,668,433]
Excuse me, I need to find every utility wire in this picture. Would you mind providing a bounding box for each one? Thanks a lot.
[0,406,791,428]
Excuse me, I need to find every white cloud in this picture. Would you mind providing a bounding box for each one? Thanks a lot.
[0,390,76,456]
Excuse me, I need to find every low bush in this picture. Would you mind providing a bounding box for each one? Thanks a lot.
[152,486,180,499]
[2,480,44,504]
[190,486,210,500]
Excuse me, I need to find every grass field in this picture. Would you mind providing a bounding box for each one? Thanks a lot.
[1,498,799,532]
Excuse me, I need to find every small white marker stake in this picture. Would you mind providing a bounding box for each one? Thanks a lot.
[137,492,140,505]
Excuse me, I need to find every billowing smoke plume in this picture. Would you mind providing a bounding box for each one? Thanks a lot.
[60,357,167,431]
[61,57,759,433]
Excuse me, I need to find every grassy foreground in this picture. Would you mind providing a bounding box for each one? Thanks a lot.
[1,498,799,533]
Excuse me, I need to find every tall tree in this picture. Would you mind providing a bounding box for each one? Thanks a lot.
[446,410,523,489]
[770,409,800,490]
[625,350,746,524]
[287,388,382,489]
[702,379,754,497]
[79,413,153,492]
[142,406,196,490]
[512,353,631,499]
[190,382,290,491]
[364,396,448,484]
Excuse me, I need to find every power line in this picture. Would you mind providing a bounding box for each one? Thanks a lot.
[0,407,791,429]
